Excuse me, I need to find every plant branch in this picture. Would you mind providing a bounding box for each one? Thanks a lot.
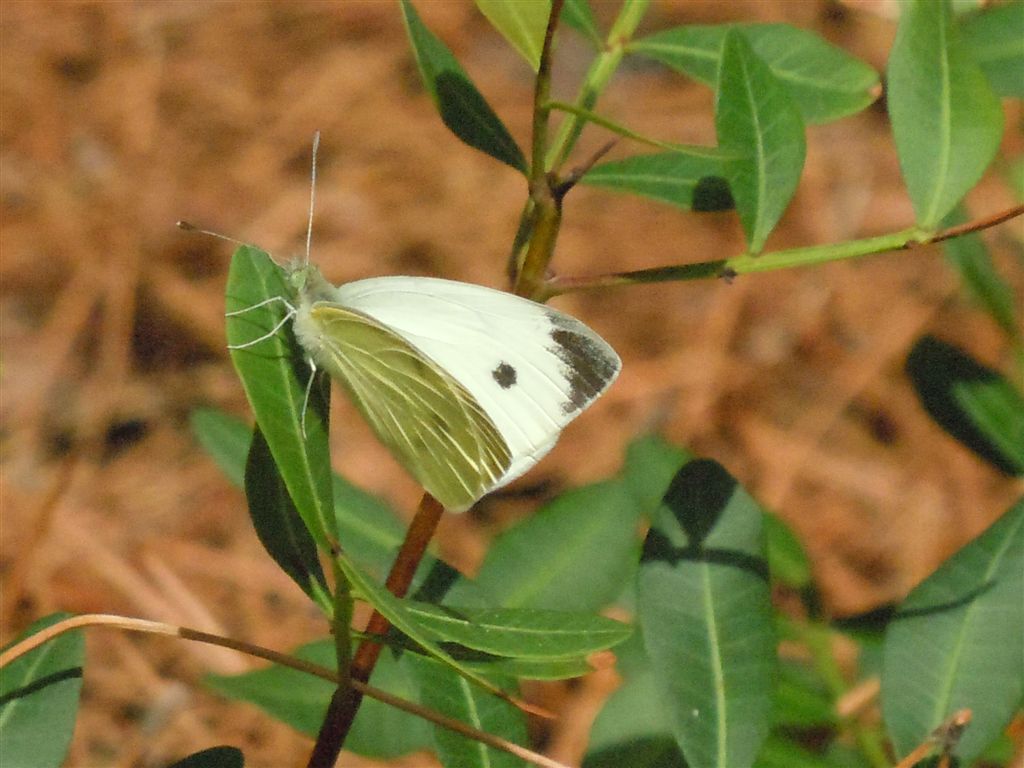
[307,492,445,768]
[546,204,1024,297]
[0,613,570,768]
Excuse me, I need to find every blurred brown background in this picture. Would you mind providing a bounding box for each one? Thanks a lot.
[1,1,1021,766]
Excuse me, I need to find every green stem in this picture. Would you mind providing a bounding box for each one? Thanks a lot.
[547,228,921,296]
[547,0,651,171]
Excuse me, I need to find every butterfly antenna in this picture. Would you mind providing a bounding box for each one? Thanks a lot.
[177,220,250,248]
[304,130,320,268]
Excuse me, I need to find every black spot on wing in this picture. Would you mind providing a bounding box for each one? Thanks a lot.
[492,362,517,389]
[546,311,619,415]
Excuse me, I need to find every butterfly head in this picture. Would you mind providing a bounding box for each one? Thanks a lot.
[284,258,337,306]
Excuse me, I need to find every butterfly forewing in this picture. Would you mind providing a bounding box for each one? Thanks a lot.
[300,302,513,512]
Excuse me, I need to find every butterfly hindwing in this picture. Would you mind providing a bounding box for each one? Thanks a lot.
[296,301,513,512]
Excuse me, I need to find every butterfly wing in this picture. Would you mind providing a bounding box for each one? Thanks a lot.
[331,276,621,489]
[294,301,513,512]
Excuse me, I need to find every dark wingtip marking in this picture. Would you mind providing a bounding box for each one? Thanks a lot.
[492,362,518,389]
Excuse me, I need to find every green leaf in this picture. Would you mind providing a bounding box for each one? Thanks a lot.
[190,407,251,488]
[334,550,510,698]
[887,0,1004,229]
[474,481,642,611]
[404,654,529,768]
[561,0,601,46]
[961,1,1024,98]
[400,0,527,173]
[637,459,775,768]
[207,640,431,758]
[631,23,880,124]
[906,336,1024,475]
[716,30,806,254]
[882,498,1024,762]
[475,0,550,72]
[0,613,84,768]
[226,245,335,547]
[943,208,1021,345]
[187,407,469,599]
[166,746,244,768]
[582,152,732,211]
[405,603,632,660]
[245,427,331,611]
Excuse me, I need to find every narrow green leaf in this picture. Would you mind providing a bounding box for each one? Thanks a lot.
[631,23,880,124]
[405,603,632,660]
[404,654,529,768]
[906,336,1024,476]
[474,481,642,611]
[943,209,1021,345]
[637,459,775,768]
[561,0,601,46]
[582,152,732,211]
[226,245,335,547]
[206,640,431,758]
[0,613,84,768]
[961,1,1024,98]
[715,30,806,254]
[475,0,550,72]
[166,747,244,768]
[190,408,251,488]
[887,0,1004,228]
[245,427,331,611]
[335,550,510,698]
[400,0,527,173]
[882,498,1024,762]
[460,655,593,681]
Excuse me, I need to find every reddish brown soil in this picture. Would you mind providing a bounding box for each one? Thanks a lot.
[2,2,1021,767]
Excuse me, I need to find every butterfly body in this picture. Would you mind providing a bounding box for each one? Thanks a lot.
[285,263,620,512]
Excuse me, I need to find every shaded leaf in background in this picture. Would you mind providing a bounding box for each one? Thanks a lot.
[906,336,1024,476]
[715,30,806,254]
[475,0,550,72]
[887,0,1004,229]
[474,481,642,611]
[401,0,527,173]
[882,498,1024,762]
[620,434,692,519]
[630,23,879,124]
[207,641,431,758]
[582,152,732,211]
[0,613,84,768]
[637,459,775,768]
[166,746,244,768]
[190,408,252,488]
[960,1,1024,98]
[763,513,812,590]
[245,426,331,612]
[225,246,335,547]
[404,654,528,768]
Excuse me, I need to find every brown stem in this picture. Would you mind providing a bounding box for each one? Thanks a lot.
[0,613,570,768]
[306,492,445,768]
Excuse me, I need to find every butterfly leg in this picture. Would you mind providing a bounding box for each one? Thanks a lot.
[300,358,319,440]
[226,298,298,350]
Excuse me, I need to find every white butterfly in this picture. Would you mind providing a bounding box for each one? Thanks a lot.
[219,134,620,512]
